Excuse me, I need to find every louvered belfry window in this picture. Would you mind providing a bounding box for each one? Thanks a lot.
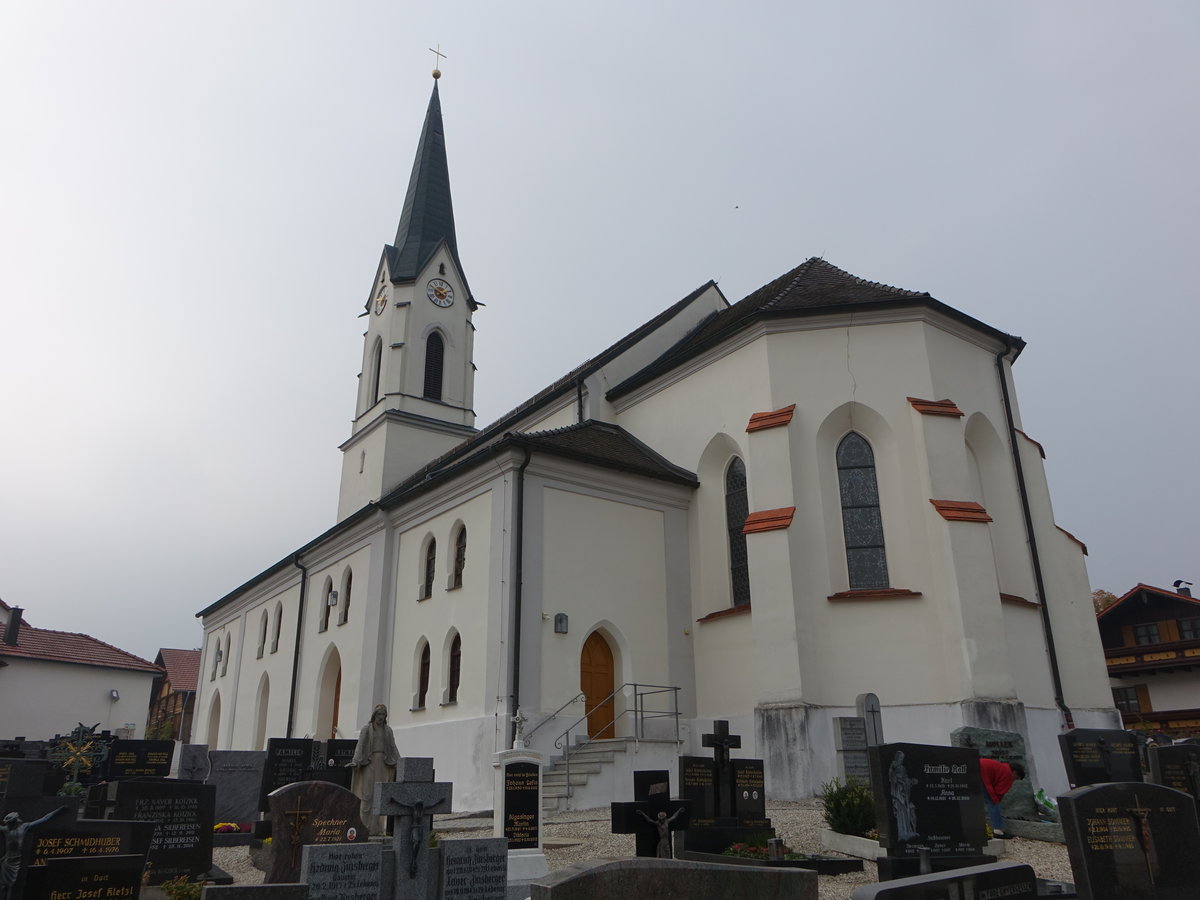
[424,332,444,400]
[725,458,752,607]
[837,432,889,589]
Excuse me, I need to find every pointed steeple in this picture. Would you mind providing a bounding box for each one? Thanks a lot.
[386,81,467,294]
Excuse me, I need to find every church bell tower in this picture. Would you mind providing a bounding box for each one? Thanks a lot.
[338,74,478,521]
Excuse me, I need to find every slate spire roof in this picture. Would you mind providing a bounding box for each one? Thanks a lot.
[385,81,468,294]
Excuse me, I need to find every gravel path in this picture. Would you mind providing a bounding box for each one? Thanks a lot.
[214,800,1074,899]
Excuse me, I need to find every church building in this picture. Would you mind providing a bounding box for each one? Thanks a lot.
[195,75,1118,811]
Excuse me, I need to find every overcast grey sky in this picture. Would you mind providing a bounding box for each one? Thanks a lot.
[2,2,1196,661]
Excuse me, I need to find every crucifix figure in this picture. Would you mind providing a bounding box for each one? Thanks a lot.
[1126,796,1157,885]
[635,807,686,858]
[376,778,453,886]
[282,794,312,870]
[702,720,742,818]
[611,770,692,858]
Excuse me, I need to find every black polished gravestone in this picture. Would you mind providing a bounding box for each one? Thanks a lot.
[302,739,357,790]
[1058,729,1142,788]
[26,853,148,900]
[258,738,317,811]
[19,812,155,898]
[1059,781,1200,900]
[850,861,1040,900]
[869,743,990,879]
[1147,743,1200,824]
[501,759,541,850]
[110,778,217,883]
[677,721,773,854]
[106,739,176,779]
[612,770,692,858]
[0,758,64,800]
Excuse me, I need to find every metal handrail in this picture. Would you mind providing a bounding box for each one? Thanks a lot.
[524,691,585,743]
[552,683,680,798]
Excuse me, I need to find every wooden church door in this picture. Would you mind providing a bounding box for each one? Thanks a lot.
[580,632,615,740]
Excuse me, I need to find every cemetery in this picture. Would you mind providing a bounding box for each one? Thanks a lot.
[9,713,1200,899]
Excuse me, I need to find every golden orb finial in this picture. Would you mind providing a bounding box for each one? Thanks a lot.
[429,44,447,80]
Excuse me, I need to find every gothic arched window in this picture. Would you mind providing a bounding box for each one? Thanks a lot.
[421,538,436,601]
[417,642,431,709]
[725,458,752,607]
[423,332,444,401]
[338,569,352,626]
[369,338,383,405]
[451,526,467,589]
[837,432,889,589]
[448,634,461,703]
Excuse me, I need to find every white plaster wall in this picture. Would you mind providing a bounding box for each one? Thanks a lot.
[536,487,670,723]
[388,491,497,728]
[1001,604,1057,708]
[692,611,754,717]
[392,715,503,812]
[0,658,157,740]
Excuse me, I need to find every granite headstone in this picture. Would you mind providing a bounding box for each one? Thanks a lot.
[951,726,1037,821]
[835,717,871,784]
[260,738,317,811]
[300,841,383,900]
[209,749,267,823]
[1147,742,1200,824]
[440,838,508,900]
[1058,729,1142,788]
[850,861,1039,900]
[111,778,216,883]
[106,739,175,779]
[267,780,369,883]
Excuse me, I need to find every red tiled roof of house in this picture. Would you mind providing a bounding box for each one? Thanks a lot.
[155,648,201,692]
[0,620,161,674]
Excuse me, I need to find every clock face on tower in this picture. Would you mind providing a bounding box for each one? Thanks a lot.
[426,279,454,308]
[374,289,387,315]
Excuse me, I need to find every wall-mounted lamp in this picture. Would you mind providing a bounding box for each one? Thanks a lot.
[554,613,569,634]
[109,689,120,701]
[327,591,339,607]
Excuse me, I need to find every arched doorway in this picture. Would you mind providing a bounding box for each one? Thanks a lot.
[315,647,342,740]
[206,692,221,749]
[580,632,615,739]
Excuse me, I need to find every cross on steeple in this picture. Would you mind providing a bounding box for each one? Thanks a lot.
[702,720,742,771]
[429,44,447,78]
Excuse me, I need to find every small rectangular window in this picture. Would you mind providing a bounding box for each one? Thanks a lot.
[1180,617,1200,641]
[1112,686,1141,714]
[1133,623,1161,645]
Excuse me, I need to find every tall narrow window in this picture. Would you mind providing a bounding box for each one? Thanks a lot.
[448,634,461,703]
[319,577,333,632]
[271,602,282,653]
[837,432,889,589]
[257,611,268,659]
[418,643,431,709]
[221,634,231,676]
[725,458,752,607]
[339,570,352,626]
[423,332,444,401]
[368,338,383,405]
[422,539,436,600]
[452,527,467,589]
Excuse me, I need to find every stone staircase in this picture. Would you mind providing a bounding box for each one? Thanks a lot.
[542,738,630,811]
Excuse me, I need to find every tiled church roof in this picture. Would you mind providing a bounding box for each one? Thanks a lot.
[506,421,698,486]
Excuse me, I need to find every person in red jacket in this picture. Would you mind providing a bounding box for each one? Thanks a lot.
[979,757,1026,838]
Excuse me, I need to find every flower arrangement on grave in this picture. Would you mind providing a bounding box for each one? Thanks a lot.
[819,777,877,837]
[721,840,829,862]
[213,822,242,833]
[160,875,209,900]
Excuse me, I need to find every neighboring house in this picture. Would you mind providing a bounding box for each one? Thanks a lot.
[194,75,1116,810]
[0,601,162,740]
[147,648,200,742]
[1097,582,1200,737]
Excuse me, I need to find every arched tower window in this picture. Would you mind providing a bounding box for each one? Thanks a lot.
[837,431,889,589]
[448,633,461,703]
[257,610,268,659]
[423,332,444,401]
[319,576,334,632]
[421,538,436,600]
[725,458,752,607]
[451,526,467,589]
[271,601,283,654]
[417,642,431,709]
[221,633,231,677]
[339,569,352,626]
[369,338,383,406]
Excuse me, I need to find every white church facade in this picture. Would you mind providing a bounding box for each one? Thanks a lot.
[195,77,1118,811]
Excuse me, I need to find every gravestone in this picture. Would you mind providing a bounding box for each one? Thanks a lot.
[529,857,816,900]
[209,749,267,824]
[1058,729,1142,788]
[611,770,691,858]
[0,758,62,799]
[300,841,383,900]
[951,726,1038,821]
[1147,743,1200,824]
[440,837,508,900]
[203,888,309,899]
[19,813,154,899]
[856,693,885,746]
[27,853,148,900]
[677,721,774,853]
[107,739,175,779]
[303,739,357,789]
[850,861,1039,900]
[834,717,871,784]
[869,742,988,877]
[1059,781,1200,899]
[259,738,317,811]
[179,743,210,782]
[375,763,452,900]
[493,746,549,891]
[267,780,369,883]
[111,778,216,883]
